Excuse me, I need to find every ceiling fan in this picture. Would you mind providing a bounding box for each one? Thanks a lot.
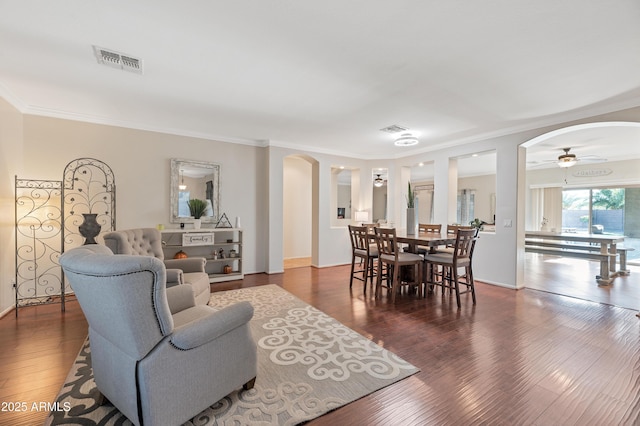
[531,147,607,169]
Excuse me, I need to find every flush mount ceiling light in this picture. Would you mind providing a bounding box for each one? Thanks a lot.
[557,148,577,168]
[374,174,384,187]
[394,133,419,147]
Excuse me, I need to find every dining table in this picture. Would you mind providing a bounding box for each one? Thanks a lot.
[525,231,625,272]
[394,230,457,254]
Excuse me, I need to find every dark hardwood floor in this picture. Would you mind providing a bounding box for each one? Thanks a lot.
[1,259,640,425]
[524,252,640,311]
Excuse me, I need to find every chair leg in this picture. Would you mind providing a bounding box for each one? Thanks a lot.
[428,263,437,294]
[349,254,356,288]
[467,265,476,304]
[415,262,423,298]
[391,265,399,303]
[95,390,110,406]
[367,257,376,294]
[243,377,257,390]
[453,271,462,308]
[375,261,383,299]
[362,255,369,292]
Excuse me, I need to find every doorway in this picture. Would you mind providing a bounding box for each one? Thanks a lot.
[283,155,313,269]
[523,122,640,309]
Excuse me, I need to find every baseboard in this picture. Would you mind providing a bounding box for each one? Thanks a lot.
[0,304,15,319]
[476,278,517,290]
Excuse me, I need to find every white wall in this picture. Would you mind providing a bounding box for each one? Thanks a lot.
[268,146,377,272]
[458,174,496,224]
[283,156,312,259]
[3,97,640,314]
[372,185,387,222]
[0,98,24,316]
[0,115,266,314]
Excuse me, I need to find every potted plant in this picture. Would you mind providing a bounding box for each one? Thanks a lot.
[470,218,485,230]
[406,182,417,234]
[187,198,208,229]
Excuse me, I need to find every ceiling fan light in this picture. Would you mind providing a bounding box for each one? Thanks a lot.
[374,174,384,187]
[394,133,419,147]
[557,158,576,168]
[556,148,577,168]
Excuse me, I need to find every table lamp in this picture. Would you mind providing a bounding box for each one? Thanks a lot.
[354,211,369,225]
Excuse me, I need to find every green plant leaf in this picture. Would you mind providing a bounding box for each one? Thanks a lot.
[187,198,208,219]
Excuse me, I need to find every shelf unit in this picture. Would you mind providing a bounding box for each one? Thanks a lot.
[161,228,243,283]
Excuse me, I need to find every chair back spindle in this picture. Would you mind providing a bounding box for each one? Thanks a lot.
[419,224,442,233]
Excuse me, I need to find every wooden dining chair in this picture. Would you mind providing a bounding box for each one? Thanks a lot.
[374,227,423,302]
[419,223,442,233]
[437,224,474,253]
[424,228,477,308]
[363,223,380,233]
[415,224,442,255]
[348,225,378,293]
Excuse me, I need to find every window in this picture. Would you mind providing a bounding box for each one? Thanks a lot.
[457,189,475,225]
[562,188,625,235]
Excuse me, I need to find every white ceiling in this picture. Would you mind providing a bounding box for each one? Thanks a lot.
[2,1,640,162]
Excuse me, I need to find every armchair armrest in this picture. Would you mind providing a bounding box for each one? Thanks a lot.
[166,284,196,314]
[166,268,183,287]
[171,301,254,350]
[164,257,206,273]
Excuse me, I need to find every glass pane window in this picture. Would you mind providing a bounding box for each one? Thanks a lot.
[457,189,475,225]
[591,188,625,235]
[562,188,625,235]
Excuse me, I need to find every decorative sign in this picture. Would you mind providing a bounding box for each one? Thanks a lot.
[572,168,612,178]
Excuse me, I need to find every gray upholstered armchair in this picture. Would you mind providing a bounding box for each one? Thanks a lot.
[59,244,257,426]
[103,228,210,305]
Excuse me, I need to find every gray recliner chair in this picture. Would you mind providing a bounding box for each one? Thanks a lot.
[59,244,257,426]
[103,228,211,305]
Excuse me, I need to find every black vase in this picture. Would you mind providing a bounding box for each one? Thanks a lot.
[79,213,101,245]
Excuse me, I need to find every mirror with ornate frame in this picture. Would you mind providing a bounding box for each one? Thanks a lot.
[170,158,220,224]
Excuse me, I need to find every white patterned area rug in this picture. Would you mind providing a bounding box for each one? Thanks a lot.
[47,284,419,425]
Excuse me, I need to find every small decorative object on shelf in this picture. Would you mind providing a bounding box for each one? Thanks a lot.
[160,228,243,283]
[223,265,232,274]
[174,250,188,259]
[187,198,208,230]
[215,213,233,228]
[182,232,214,246]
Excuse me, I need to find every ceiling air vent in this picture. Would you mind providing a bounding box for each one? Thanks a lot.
[93,45,143,74]
[380,124,409,134]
